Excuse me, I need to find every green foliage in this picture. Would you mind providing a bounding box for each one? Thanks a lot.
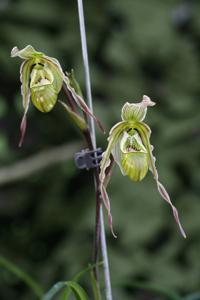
[0,255,43,298]
[42,281,89,300]
[0,0,200,299]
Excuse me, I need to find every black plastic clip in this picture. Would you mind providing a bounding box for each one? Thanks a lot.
[75,148,103,170]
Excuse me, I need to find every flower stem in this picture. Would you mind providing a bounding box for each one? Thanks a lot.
[77,1,113,300]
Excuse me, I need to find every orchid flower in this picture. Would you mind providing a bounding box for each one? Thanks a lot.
[11,45,104,146]
[99,95,186,238]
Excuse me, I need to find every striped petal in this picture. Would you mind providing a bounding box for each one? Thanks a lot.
[121,95,155,122]
[30,64,61,113]
[18,59,33,147]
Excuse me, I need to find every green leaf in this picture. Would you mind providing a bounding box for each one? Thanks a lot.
[60,262,103,300]
[0,255,43,298]
[59,263,103,300]
[89,268,102,300]
[42,281,90,300]
[63,75,105,133]
[68,69,84,98]
[59,100,88,131]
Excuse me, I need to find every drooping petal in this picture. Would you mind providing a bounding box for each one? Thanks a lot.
[99,121,128,237]
[11,45,43,60]
[157,181,186,238]
[63,76,105,133]
[136,122,186,238]
[18,59,33,147]
[121,95,155,122]
[100,184,117,238]
[18,115,27,148]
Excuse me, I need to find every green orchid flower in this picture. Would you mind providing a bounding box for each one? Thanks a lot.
[11,45,104,146]
[99,95,186,238]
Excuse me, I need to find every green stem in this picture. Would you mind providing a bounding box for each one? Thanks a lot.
[0,255,44,298]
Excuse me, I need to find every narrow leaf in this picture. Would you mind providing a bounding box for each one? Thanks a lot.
[59,263,103,300]
[59,100,88,131]
[68,69,84,97]
[42,281,89,300]
[0,255,43,298]
[63,76,105,133]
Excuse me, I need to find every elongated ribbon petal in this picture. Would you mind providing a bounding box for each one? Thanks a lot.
[136,122,186,238]
[99,121,129,237]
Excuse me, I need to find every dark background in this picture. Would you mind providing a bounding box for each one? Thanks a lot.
[0,0,200,299]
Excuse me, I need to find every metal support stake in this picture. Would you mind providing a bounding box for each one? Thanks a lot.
[77,1,113,300]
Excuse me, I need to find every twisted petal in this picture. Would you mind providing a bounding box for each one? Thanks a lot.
[121,95,155,122]
[99,121,128,237]
[136,122,186,238]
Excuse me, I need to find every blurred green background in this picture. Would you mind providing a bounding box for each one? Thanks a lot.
[0,0,200,299]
